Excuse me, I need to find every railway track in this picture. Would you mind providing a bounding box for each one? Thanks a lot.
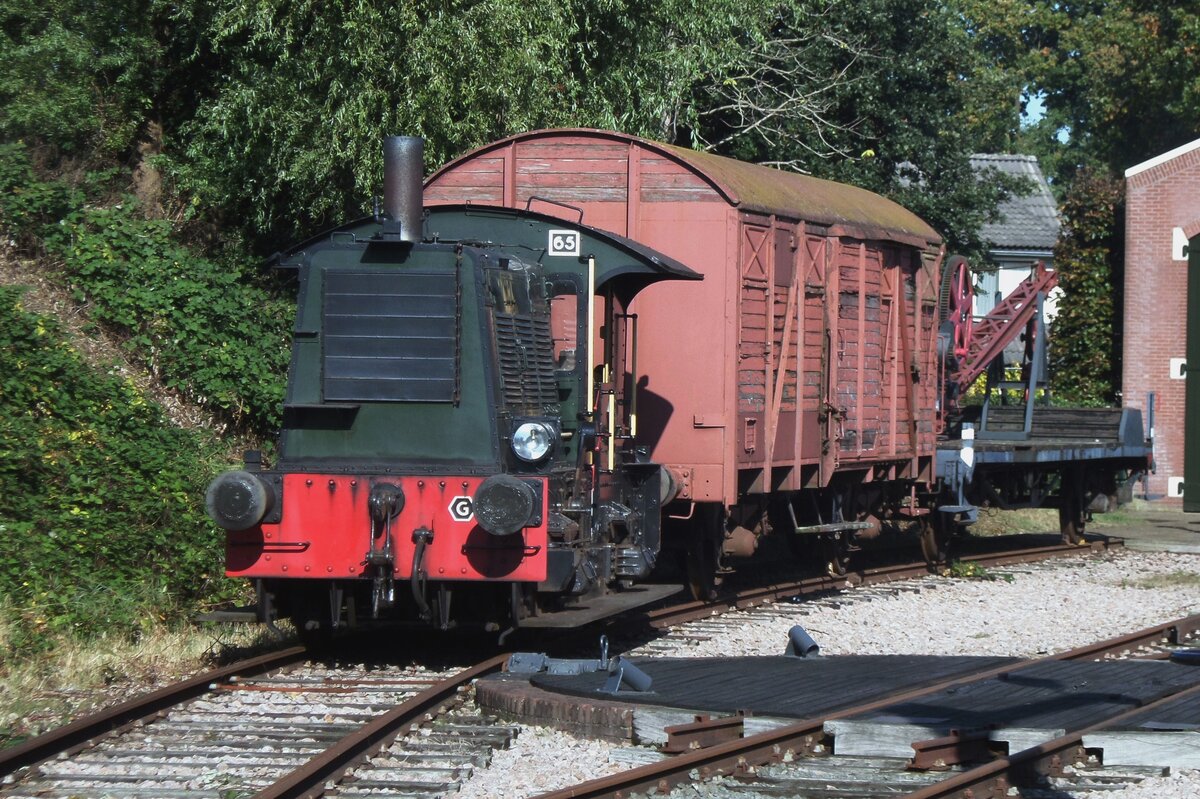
[0,536,1144,799]
[526,613,1200,799]
[0,654,508,799]
[642,539,1115,629]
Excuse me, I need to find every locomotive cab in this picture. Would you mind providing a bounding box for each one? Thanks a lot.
[205,137,699,637]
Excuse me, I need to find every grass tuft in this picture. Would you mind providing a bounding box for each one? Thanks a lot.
[0,604,280,749]
[1122,571,1200,590]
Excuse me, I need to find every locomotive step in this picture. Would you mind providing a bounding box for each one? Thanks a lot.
[519,583,683,628]
[791,522,876,535]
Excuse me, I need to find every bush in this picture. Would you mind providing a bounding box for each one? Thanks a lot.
[1049,169,1123,405]
[0,287,239,654]
[0,143,293,656]
[0,143,292,434]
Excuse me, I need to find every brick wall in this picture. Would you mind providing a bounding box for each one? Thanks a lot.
[1124,144,1200,501]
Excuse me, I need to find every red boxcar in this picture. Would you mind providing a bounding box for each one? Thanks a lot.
[427,129,945,583]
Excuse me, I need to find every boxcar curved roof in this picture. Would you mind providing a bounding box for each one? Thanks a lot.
[426,128,942,248]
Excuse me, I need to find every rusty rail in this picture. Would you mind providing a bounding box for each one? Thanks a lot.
[529,612,1200,799]
[253,653,508,799]
[645,539,1115,629]
[905,679,1200,799]
[0,645,308,777]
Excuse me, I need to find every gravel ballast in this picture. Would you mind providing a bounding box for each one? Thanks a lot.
[633,550,1200,659]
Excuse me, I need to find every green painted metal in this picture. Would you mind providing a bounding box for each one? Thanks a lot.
[279,245,499,467]
[1187,233,1200,512]
[272,207,698,472]
[423,204,701,296]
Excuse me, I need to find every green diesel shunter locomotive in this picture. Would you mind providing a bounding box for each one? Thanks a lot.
[205,137,697,637]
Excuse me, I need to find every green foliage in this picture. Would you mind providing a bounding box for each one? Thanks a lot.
[0,0,165,156]
[1038,1,1200,178]
[0,143,84,248]
[0,0,1026,260]
[165,0,766,247]
[54,204,292,431]
[944,560,1013,582]
[0,144,292,434]
[0,287,237,654]
[1049,169,1123,405]
[166,0,579,243]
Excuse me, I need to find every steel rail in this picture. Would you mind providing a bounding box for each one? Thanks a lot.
[252,653,508,799]
[529,612,1200,799]
[903,679,1200,799]
[645,539,1115,629]
[0,645,308,777]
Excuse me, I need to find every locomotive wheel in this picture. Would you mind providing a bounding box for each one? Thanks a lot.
[685,504,725,601]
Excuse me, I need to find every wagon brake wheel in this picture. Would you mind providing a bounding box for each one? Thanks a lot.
[941,255,974,363]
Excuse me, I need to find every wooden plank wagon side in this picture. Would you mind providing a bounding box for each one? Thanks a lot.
[426,129,946,587]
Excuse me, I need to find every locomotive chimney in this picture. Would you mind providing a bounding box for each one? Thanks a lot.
[382,135,424,243]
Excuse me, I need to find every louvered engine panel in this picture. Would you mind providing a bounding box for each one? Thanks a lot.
[323,270,458,402]
[493,312,557,409]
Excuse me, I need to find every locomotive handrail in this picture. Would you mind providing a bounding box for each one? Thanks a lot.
[524,194,586,224]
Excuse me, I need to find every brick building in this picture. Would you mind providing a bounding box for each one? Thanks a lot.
[1123,138,1200,501]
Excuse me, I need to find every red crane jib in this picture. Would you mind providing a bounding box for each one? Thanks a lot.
[952,262,1058,391]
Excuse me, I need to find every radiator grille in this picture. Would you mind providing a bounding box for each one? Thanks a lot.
[323,270,458,402]
[494,312,557,408]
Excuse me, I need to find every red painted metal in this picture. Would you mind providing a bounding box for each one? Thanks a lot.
[952,261,1057,392]
[426,130,945,503]
[944,255,974,363]
[226,474,548,583]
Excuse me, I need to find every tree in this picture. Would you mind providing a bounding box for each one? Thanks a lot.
[950,0,1200,182]
[0,0,165,159]
[1049,169,1123,405]
[163,0,783,249]
[694,0,1026,261]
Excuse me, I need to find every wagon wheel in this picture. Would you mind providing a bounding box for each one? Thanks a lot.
[940,255,974,363]
[685,504,726,601]
[919,515,951,568]
[1059,467,1087,545]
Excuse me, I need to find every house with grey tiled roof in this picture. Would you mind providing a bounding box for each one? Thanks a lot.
[969,154,1061,317]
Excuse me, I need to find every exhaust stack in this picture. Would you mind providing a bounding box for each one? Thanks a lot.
[382,136,424,243]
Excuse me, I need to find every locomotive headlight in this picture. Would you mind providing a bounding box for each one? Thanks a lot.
[205,470,274,531]
[511,421,556,462]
